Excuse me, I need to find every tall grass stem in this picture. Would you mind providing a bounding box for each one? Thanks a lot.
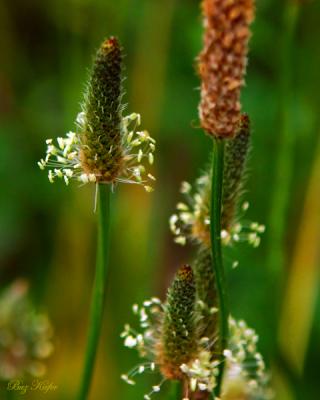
[210,138,228,396]
[78,184,111,400]
[168,381,181,400]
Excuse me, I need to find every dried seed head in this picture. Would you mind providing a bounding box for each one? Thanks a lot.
[157,265,197,380]
[81,37,123,182]
[198,0,255,138]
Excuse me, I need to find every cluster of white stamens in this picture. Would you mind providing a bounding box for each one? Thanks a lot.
[223,318,271,399]
[118,113,156,192]
[120,298,162,357]
[221,214,266,248]
[38,112,156,191]
[180,349,220,393]
[120,298,165,399]
[170,179,265,249]
[38,132,90,185]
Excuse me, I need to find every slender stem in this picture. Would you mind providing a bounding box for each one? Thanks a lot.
[168,381,181,400]
[78,184,111,400]
[6,388,15,400]
[210,138,228,396]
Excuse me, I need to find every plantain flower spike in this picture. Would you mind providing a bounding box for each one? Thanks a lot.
[120,271,271,398]
[38,37,156,191]
[156,265,197,381]
[199,0,255,137]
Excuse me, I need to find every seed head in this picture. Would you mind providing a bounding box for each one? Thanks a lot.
[157,265,197,380]
[198,0,255,137]
[80,37,123,182]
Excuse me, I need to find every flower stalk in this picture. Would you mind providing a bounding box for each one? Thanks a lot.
[78,184,111,400]
[168,381,181,400]
[210,138,228,396]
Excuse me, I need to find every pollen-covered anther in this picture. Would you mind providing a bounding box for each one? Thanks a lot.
[179,350,220,393]
[121,374,136,385]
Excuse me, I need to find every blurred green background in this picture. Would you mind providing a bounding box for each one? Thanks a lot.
[0,0,320,399]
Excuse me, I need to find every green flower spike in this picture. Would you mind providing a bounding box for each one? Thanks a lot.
[38,37,155,191]
[222,113,251,230]
[80,36,123,182]
[120,287,271,399]
[157,265,197,381]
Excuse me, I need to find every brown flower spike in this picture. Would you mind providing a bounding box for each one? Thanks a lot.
[199,0,255,138]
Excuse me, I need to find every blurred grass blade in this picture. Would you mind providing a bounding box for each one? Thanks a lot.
[278,140,320,373]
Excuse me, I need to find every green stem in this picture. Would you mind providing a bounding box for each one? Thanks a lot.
[210,138,228,396]
[78,184,111,400]
[6,388,15,400]
[168,381,181,400]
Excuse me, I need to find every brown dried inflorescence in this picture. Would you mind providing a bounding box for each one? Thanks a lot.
[199,0,255,138]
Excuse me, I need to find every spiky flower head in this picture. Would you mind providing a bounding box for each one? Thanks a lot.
[121,299,271,399]
[170,116,264,249]
[199,0,255,137]
[157,265,197,380]
[0,280,54,381]
[38,37,155,191]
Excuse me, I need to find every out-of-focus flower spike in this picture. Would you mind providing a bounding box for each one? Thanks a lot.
[0,280,54,381]
[222,113,251,229]
[193,248,218,346]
